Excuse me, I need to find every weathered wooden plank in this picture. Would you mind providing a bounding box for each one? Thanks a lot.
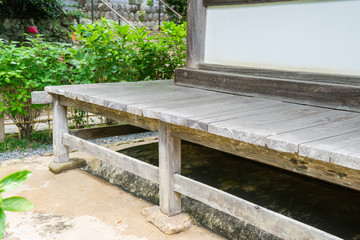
[299,131,360,164]
[208,104,328,146]
[142,93,238,120]
[173,174,341,240]
[126,88,216,116]
[62,133,159,183]
[53,96,69,163]
[69,124,148,140]
[169,124,360,191]
[199,63,360,86]
[59,96,159,132]
[203,0,299,6]
[31,91,54,105]
[158,122,182,216]
[174,68,360,112]
[187,101,297,132]
[46,81,175,112]
[331,147,360,170]
[187,0,207,68]
[0,116,4,143]
[266,116,360,154]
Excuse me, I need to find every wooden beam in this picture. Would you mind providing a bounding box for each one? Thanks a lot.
[158,122,182,216]
[31,91,54,105]
[63,133,159,183]
[69,124,148,140]
[169,124,360,192]
[174,68,360,112]
[198,63,360,86]
[203,0,300,6]
[59,96,159,132]
[187,0,207,69]
[173,174,341,240]
[53,95,69,163]
[0,116,4,143]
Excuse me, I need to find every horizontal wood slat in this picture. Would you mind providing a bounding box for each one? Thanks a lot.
[203,0,299,6]
[198,63,360,86]
[63,133,159,183]
[31,91,54,104]
[69,124,148,140]
[173,174,341,240]
[174,68,360,112]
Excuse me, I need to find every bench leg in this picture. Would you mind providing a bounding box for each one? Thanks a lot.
[0,115,4,143]
[159,122,181,216]
[53,96,69,163]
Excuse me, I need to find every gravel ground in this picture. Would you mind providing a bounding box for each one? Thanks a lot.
[0,132,158,162]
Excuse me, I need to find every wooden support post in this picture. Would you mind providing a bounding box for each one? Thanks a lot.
[158,122,182,216]
[0,115,4,143]
[53,95,69,163]
[186,0,207,69]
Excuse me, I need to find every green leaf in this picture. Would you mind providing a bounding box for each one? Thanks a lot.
[0,171,32,193]
[1,197,34,212]
[0,208,5,239]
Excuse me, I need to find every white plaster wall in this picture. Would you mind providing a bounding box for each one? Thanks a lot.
[205,0,360,76]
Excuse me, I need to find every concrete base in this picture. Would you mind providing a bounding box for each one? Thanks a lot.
[142,206,192,235]
[49,157,86,174]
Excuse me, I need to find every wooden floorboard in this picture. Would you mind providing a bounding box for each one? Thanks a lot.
[45,80,360,172]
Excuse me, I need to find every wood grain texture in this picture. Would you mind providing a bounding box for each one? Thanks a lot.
[169,124,360,191]
[174,174,341,240]
[52,95,69,163]
[0,116,4,143]
[174,68,360,112]
[199,63,360,86]
[59,96,159,132]
[187,0,206,68]
[69,124,148,140]
[203,0,300,6]
[31,91,54,104]
[158,122,182,216]
[63,133,159,183]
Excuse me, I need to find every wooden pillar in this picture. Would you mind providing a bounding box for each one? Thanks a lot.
[0,116,4,143]
[53,96,69,163]
[186,0,207,69]
[158,122,182,216]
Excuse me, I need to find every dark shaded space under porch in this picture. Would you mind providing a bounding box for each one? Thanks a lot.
[118,141,360,240]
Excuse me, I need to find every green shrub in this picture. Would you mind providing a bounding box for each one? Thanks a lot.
[0,0,64,19]
[72,18,187,82]
[0,19,186,137]
[0,36,93,137]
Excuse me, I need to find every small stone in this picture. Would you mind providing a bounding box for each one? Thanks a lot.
[49,158,86,174]
[142,206,192,235]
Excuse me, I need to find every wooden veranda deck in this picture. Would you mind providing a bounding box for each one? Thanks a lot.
[45,80,360,191]
[37,79,360,240]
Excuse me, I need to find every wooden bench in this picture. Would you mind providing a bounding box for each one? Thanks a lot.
[32,0,360,239]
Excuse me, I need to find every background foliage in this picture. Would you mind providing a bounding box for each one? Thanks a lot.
[0,19,186,137]
[164,0,187,23]
[0,0,64,19]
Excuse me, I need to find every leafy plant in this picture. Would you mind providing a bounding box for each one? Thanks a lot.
[0,131,52,153]
[0,170,34,239]
[0,36,93,137]
[64,9,85,19]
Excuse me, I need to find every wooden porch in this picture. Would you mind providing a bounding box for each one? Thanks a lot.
[32,78,360,240]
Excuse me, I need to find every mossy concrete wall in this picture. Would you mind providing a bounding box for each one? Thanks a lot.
[0,17,80,42]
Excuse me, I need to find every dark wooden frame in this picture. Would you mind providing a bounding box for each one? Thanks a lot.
[183,0,360,112]
[204,0,300,6]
